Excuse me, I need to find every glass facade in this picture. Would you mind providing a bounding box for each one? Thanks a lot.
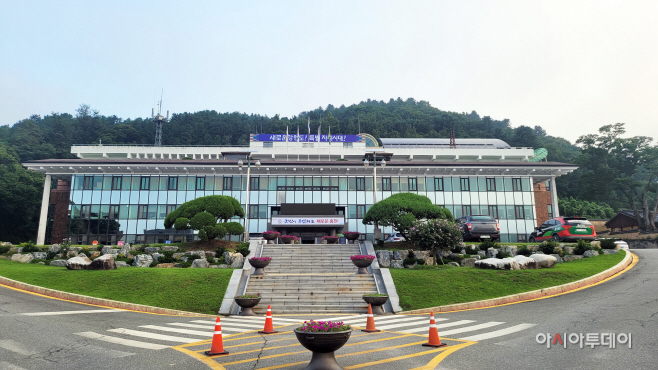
[68,174,536,244]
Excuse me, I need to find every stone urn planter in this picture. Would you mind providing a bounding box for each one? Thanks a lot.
[362,295,388,315]
[249,257,271,275]
[295,326,352,370]
[343,231,361,244]
[322,236,339,244]
[262,231,280,244]
[279,235,299,244]
[234,294,261,316]
[350,255,375,274]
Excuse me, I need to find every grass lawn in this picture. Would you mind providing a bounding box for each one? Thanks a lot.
[0,259,234,314]
[391,251,625,311]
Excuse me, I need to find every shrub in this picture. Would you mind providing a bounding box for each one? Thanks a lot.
[376,240,384,248]
[0,246,10,254]
[19,241,39,253]
[149,261,159,267]
[180,261,193,268]
[409,218,462,265]
[479,239,498,251]
[517,246,532,257]
[224,222,244,236]
[160,251,176,263]
[236,242,250,257]
[497,250,511,258]
[206,256,215,263]
[540,240,558,255]
[465,245,479,255]
[600,239,617,249]
[46,251,57,260]
[574,239,591,255]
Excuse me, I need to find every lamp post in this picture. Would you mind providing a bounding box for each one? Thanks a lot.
[363,153,386,203]
[238,157,261,242]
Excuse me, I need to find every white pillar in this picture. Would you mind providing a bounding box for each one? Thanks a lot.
[36,174,52,245]
[243,164,251,241]
[550,176,560,217]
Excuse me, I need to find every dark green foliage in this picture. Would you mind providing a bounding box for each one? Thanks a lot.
[465,245,479,255]
[600,239,617,249]
[0,246,11,254]
[574,239,592,255]
[517,246,532,257]
[174,217,189,230]
[540,240,558,254]
[558,197,615,219]
[46,251,57,260]
[149,261,159,267]
[497,250,511,258]
[164,195,244,240]
[479,239,498,251]
[206,256,215,263]
[236,242,250,257]
[224,222,244,236]
[19,241,39,253]
[160,251,176,264]
[189,212,217,230]
[376,240,385,248]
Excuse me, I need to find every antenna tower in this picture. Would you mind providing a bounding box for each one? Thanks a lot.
[449,129,456,149]
[152,90,169,146]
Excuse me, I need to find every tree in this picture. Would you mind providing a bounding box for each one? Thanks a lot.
[558,197,615,219]
[409,219,462,265]
[361,193,453,241]
[163,195,245,241]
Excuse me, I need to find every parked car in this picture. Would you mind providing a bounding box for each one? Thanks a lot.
[384,232,406,242]
[528,217,596,243]
[614,240,629,250]
[457,215,500,241]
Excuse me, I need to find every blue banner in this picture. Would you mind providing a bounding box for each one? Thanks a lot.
[251,134,363,143]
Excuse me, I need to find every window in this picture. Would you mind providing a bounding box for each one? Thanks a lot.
[408,178,417,191]
[486,178,496,191]
[382,178,391,191]
[512,178,522,191]
[83,176,93,190]
[250,177,259,190]
[81,205,90,219]
[356,178,365,191]
[343,142,353,148]
[138,205,148,219]
[166,205,177,216]
[460,178,470,191]
[514,205,525,219]
[357,205,366,219]
[223,177,232,190]
[249,205,259,219]
[263,142,273,148]
[488,205,499,219]
[547,204,553,219]
[140,177,150,190]
[462,205,472,216]
[517,234,527,243]
[168,177,178,190]
[109,205,120,219]
[546,180,552,191]
[434,178,444,191]
[195,177,205,190]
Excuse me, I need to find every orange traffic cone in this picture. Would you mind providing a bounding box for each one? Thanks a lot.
[258,305,278,334]
[361,304,381,333]
[204,317,229,356]
[422,312,446,347]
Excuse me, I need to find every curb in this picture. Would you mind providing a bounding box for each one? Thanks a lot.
[0,275,215,317]
[402,250,634,314]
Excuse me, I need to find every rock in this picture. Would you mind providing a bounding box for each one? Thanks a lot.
[32,252,48,260]
[550,254,564,263]
[563,246,575,254]
[89,254,116,270]
[474,258,520,270]
[101,246,113,254]
[414,251,430,260]
[404,261,417,268]
[133,254,153,267]
[11,254,34,263]
[0,242,13,246]
[449,253,464,260]
[534,251,545,254]
[66,256,91,270]
[210,264,229,268]
[583,250,599,258]
[563,255,584,262]
[471,254,481,260]
[144,247,161,254]
[181,256,188,262]
[503,246,518,256]
[477,251,486,258]
[513,255,539,269]
[223,252,233,264]
[192,259,210,268]
[393,250,409,261]
[448,262,460,267]
[115,261,130,268]
[390,260,404,268]
[527,245,539,252]
[66,250,78,258]
[486,248,498,258]
[529,254,557,268]
[603,250,619,255]
[38,262,45,265]
[204,251,216,257]
[591,241,601,248]
[48,244,61,253]
[376,250,391,267]
[426,257,435,266]
[120,245,131,256]
[553,246,563,254]
[229,253,244,268]
[191,250,206,259]
[173,253,185,260]
[460,258,477,267]
[155,263,177,268]
[152,253,163,262]
[161,246,178,252]
[90,251,101,258]
[69,247,82,252]
[12,247,23,253]
[49,260,67,267]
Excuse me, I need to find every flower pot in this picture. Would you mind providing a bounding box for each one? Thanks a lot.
[362,296,388,315]
[263,233,279,244]
[280,238,295,244]
[235,297,261,316]
[351,258,373,274]
[294,329,352,370]
[249,259,270,275]
[343,233,360,244]
[324,237,339,244]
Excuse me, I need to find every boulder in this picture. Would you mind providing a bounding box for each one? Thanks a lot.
[144,247,161,254]
[133,254,153,267]
[603,250,619,255]
[223,252,232,264]
[49,259,67,267]
[503,246,518,256]
[376,250,391,267]
[161,246,178,252]
[89,251,101,258]
[448,262,460,267]
[553,246,563,254]
[474,258,520,270]
[591,241,601,248]
[89,254,117,270]
[11,254,34,263]
[563,246,575,254]
[471,254,481,260]
[101,246,113,254]
[69,247,82,252]
[210,264,229,269]
[529,254,557,268]
[192,259,210,268]
[1,242,13,246]
[414,251,430,260]
[583,250,599,258]
[152,253,163,262]
[460,258,477,267]
[449,253,464,260]
[48,244,61,253]
[173,253,185,260]
[115,261,130,268]
[191,250,206,259]
[390,260,404,269]
[550,254,564,263]
[229,253,244,268]
[181,256,189,262]
[527,245,539,252]
[393,250,409,261]
[486,248,498,258]
[66,250,78,258]
[66,256,92,270]
[32,252,48,260]
[120,245,131,256]
[513,255,539,269]
[426,257,435,266]
[477,251,486,258]
[534,251,545,255]
[12,247,23,253]
[563,255,584,262]
[155,263,180,268]
[204,251,216,257]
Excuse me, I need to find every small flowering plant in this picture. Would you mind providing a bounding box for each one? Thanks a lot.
[262,231,281,239]
[279,235,299,243]
[322,235,339,240]
[409,218,462,265]
[249,256,272,262]
[235,293,261,299]
[350,255,375,261]
[342,231,361,239]
[297,320,351,332]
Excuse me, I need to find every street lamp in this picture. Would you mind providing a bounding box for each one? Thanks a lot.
[363,154,386,203]
[238,157,261,241]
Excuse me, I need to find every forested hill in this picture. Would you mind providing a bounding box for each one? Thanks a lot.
[0,98,579,164]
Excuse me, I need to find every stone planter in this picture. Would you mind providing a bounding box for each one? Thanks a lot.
[362,296,388,315]
[294,329,352,370]
[323,237,339,244]
[343,233,360,244]
[263,233,280,244]
[235,297,261,316]
[280,237,296,244]
[351,258,373,274]
[249,258,270,275]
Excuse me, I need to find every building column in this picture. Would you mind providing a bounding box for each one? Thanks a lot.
[550,176,560,217]
[36,174,52,245]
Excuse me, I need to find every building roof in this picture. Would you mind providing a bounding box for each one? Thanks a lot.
[380,138,512,149]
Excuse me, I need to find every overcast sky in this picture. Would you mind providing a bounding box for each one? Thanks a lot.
[1,1,656,144]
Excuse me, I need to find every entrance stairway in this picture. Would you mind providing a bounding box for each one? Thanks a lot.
[246,243,378,314]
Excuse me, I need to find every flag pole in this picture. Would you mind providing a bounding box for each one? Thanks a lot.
[286,125,289,161]
[297,125,300,161]
[328,124,331,161]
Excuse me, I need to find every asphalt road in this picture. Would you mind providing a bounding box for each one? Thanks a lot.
[0,249,654,369]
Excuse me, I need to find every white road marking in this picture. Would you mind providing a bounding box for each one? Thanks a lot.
[107,328,202,343]
[75,332,169,350]
[434,322,506,337]
[189,320,264,328]
[168,323,251,332]
[398,319,476,333]
[20,309,122,316]
[0,361,27,369]
[319,315,363,322]
[458,323,537,341]
[347,315,431,326]
[138,325,214,337]
[0,340,38,356]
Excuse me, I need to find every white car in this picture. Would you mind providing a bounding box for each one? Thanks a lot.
[384,232,406,242]
[614,241,629,250]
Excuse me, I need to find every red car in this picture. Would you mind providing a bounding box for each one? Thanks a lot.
[529,217,596,243]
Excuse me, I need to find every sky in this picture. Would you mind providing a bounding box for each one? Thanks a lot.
[1,0,657,144]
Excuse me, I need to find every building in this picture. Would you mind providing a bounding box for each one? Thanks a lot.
[605,210,658,232]
[23,134,576,245]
